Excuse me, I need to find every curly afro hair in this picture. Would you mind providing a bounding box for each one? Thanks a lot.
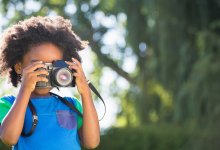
[0,16,88,87]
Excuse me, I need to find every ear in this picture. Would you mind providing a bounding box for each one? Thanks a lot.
[14,63,22,74]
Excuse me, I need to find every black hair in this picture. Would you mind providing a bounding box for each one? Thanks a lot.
[0,16,88,87]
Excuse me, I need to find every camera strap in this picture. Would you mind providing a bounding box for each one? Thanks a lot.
[87,80,106,120]
[51,80,106,120]
[21,101,38,137]
[49,92,83,118]
[21,81,106,137]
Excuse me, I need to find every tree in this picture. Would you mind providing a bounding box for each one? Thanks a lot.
[0,0,220,127]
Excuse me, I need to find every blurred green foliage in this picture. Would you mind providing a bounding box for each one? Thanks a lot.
[0,0,220,149]
[93,125,220,150]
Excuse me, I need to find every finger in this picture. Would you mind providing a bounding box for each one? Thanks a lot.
[30,62,46,71]
[65,61,80,69]
[65,61,76,66]
[34,69,49,76]
[73,72,80,77]
[65,60,80,69]
[65,61,80,71]
[68,64,80,73]
[28,71,49,82]
[24,61,45,72]
[71,58,82,67]
[28,70,48,78]
[36,76,49,82]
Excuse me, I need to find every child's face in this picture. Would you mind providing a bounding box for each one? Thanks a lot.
[21,42,63,96]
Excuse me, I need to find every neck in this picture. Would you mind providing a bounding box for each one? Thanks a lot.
[31,92,50,98]
[31,88,52,98]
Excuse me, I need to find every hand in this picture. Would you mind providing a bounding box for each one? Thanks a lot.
[65,58,90,95]
[20,61,49,93]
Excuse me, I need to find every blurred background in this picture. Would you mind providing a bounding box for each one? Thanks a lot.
[0,0,220,149]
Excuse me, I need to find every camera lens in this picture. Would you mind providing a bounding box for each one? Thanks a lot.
[55,68,73,86]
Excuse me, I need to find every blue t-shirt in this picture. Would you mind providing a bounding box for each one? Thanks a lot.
[0,95,83,150]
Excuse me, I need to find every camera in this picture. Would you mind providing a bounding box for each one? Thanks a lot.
[36,60,76,88]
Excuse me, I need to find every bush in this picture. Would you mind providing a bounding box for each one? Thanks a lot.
[91,125,220,150]
[2,124,219,150]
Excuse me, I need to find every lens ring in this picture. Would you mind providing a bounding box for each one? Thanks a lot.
[55,68,73,86]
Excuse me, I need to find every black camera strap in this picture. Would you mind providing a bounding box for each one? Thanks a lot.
[21,101,38,137]
[49,92,83,118]
[51,80,106,120]
[87,80,106,120]
[21,81,106,137]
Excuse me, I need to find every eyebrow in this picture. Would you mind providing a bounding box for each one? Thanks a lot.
[31,60,40,63]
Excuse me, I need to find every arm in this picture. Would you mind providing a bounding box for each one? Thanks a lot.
[79,87,100,149]
[66,58,100,149]
[0,61,48,146]
[0,88,31,146]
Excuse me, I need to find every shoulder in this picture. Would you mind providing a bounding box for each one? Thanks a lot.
[64,96,79,104]
[64,96,82,112]
[0,95,16,105]
[64,96,83,129]
[0,95,15,123]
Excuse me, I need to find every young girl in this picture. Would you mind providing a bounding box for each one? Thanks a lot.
[0,16,100,149]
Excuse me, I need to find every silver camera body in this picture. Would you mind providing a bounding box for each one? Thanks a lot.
[36,60,75,88]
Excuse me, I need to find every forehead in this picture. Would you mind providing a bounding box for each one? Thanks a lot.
[22,43,63,64]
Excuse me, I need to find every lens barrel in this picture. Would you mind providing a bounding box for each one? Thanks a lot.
[54,68,73,86]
